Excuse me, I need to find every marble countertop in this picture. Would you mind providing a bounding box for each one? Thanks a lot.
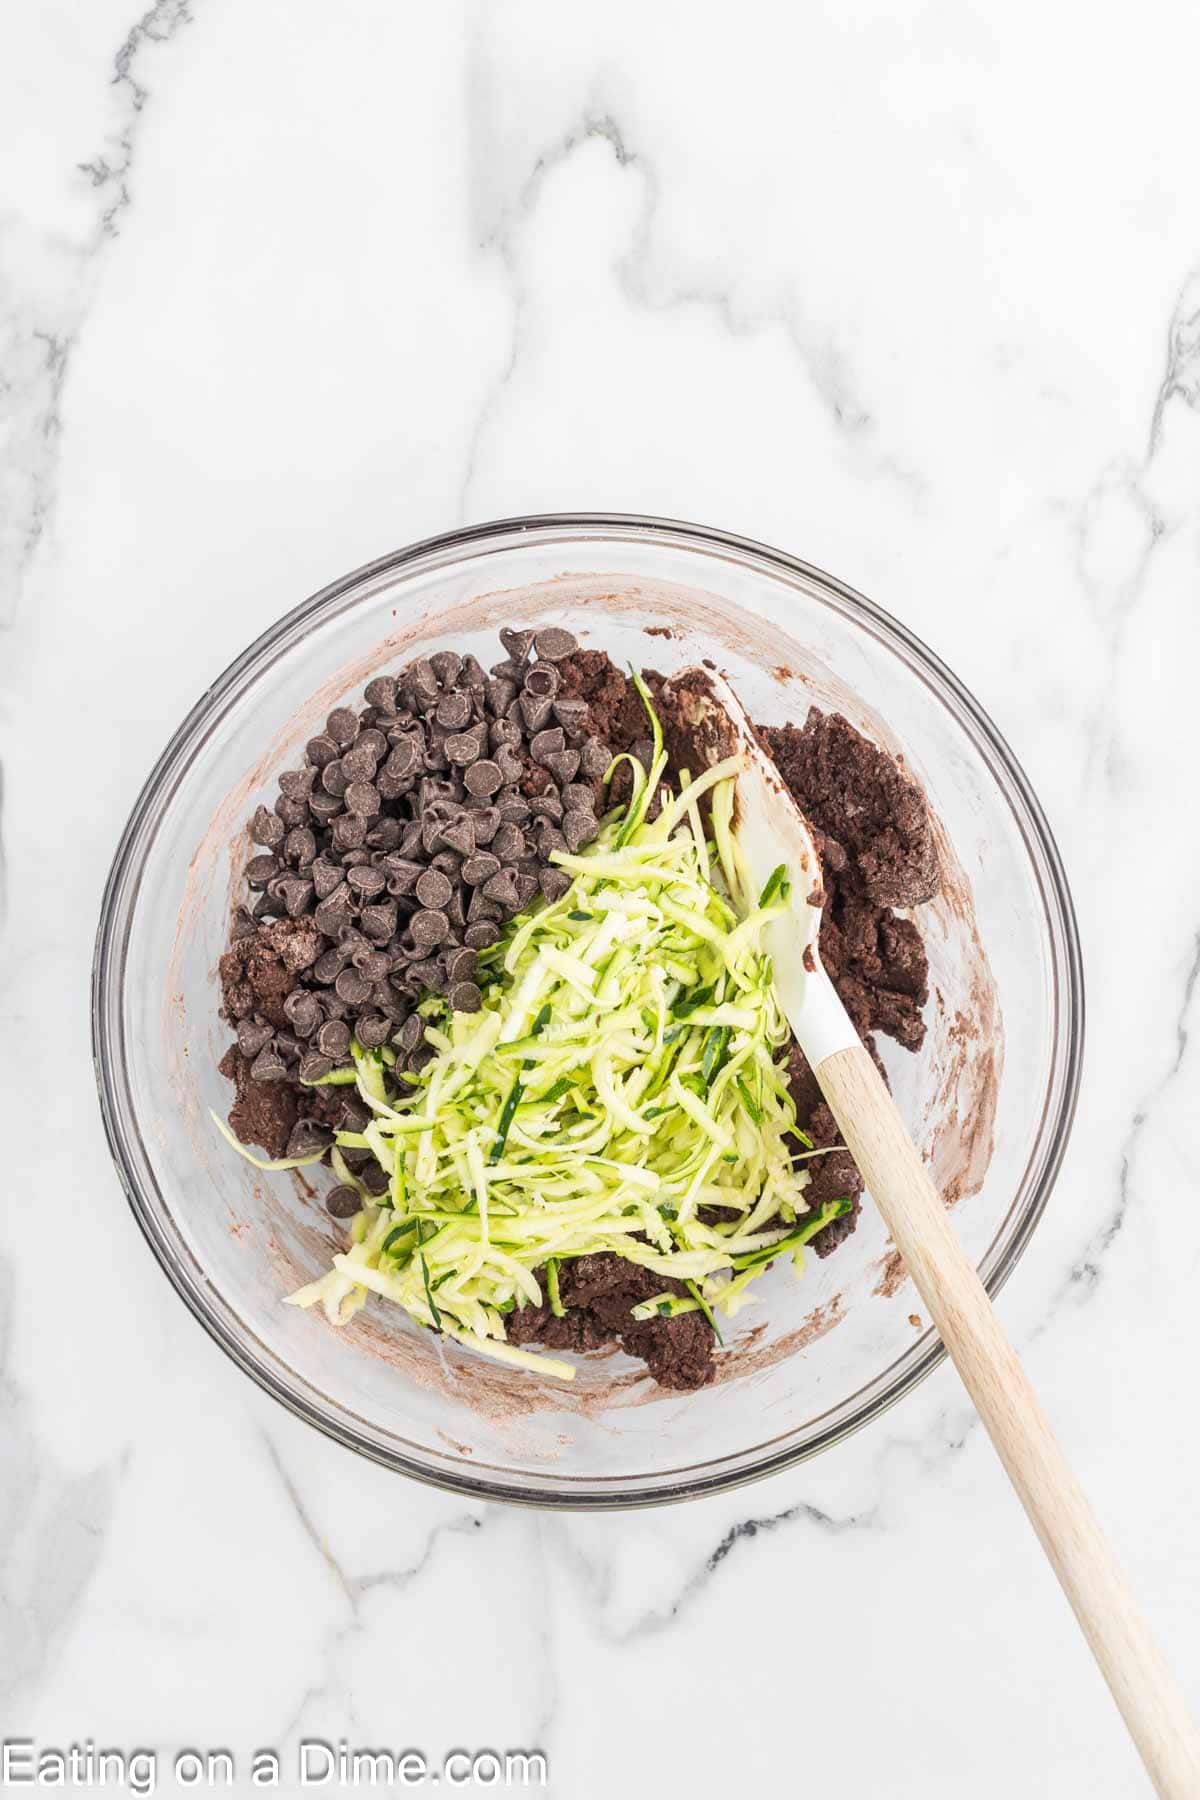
[4,3,1199,1794]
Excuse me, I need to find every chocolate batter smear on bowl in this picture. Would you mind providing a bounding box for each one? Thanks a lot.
[214,630,940,1394]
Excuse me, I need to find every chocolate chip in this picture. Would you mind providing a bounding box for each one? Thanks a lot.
[534,627,577,661]
[326,707,359,747]
[353,947,392,981]
[364,676,398,712]
[553,697,589,736]
[318,1018,352,1058]
[529,792,563,823]
[445,724,487,766]
[519,691,554,733]
[360,902,398,941]
[282,1121,326,1160]
[251,806,285,848]
[285,992,323,1039]
[415,868,453,909]
[530,726,566,765]
[449,981,482,1013]
[467,806,500,844]
[499,626,535,664]
[489,716,522,750]
[444,946,478,984]
[430,649,463,688]
[482,868,520,909]
[408,957,443,992]
[387,736,421,779]
[464,759,503,797]
[461,654,487,689]
[464,921,500,948]
[341,741,379,781]
[563,809,599,852]
[462,852,500,886]
[356,1012,391,1050]
[311,947,344,984]
[322,759,349,798]
[492,824,526,860]
[562,783,596,813]
[496,793,530,823]
[366,818,402,852]
[299,1050,334,1083]
[436,815,475,858]
[514,872,539,908]
[412,658,439,704]
[490,656,524,682]
[281,877,315,917]
[544,748,581,785]
[326,1185,361,1219]
[305,734,340,769]
[245,854,278,888]
[309,858,340,901]
[344,780,380,817]
[374,983,407,1022]
[236,1017,274,1057]
[580,738,611,778]
[250,1043,288,1083]
[436,691,472,731]
[539,867,572,903]
[334,967,371,1005]
[490,761,520,801]
[411,909,450,947]
[279,768,316,801]
[467,888,503,924]
[419,775,458,809]
[346,864,386,898]
[523,662,560,699]
[375,765,409,803]
[314,885,353,936]
[285,827,317,867]
[309,790,343,822]
[572,810,604,849]
[332,813,367,851]
[378,857,419,896]
[485,677,517,717]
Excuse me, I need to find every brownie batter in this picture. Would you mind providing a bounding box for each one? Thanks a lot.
[219,635,940,1393]
[505,1254,715,1390]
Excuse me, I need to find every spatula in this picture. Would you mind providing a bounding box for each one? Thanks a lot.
[670,667,1200,1799]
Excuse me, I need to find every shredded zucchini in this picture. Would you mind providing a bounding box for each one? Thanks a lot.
[229,684,842,1381]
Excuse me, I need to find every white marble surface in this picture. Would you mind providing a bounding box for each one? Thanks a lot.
[2,3,1199,1794]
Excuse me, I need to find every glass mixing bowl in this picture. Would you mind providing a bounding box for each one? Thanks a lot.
[93,515,1082,1507]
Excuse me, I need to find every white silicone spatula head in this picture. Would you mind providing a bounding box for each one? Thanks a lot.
[663,664,1200,1800]
[665,667,860,1067]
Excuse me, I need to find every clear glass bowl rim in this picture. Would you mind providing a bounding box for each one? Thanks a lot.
[92,511,1085,1509]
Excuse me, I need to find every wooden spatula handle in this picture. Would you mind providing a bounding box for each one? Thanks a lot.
[817,1042,1200,1799]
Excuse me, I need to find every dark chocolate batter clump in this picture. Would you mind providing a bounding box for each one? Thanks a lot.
[762,711,938,909]
[506,1253,715,1390]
